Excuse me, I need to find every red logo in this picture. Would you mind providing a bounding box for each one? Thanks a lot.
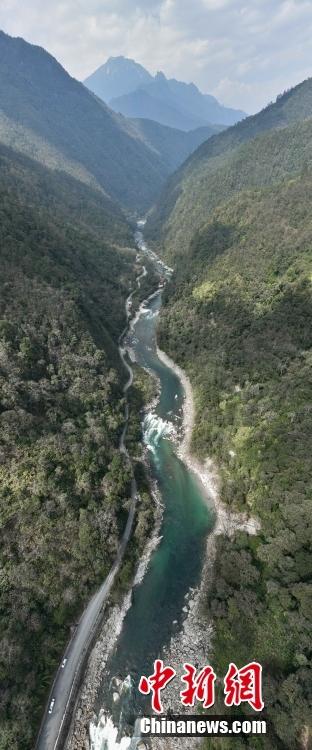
[224,662,264,712]
[139,660,264,713]
[139,659,176,714]
[181,663,216,708]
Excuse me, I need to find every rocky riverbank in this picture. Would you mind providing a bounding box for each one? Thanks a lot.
[150,347,261,750]
[64,258,163,750]
[66,481,163,750]
[157,346,260,540]
[66,337,260,750]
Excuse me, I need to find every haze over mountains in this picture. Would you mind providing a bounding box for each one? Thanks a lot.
[0,31,222,214]
[84,56,246,131]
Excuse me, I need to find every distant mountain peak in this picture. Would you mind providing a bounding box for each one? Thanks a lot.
[84,55,152,102]
[0,31,188,213]
[84,55,247,130]
[106,55,140,68]
[188,81,199,92]
[155,71,166,81]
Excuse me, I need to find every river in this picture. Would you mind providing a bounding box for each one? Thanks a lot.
[89,224,216,749]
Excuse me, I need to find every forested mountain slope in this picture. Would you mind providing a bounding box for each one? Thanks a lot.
[0,31,182,213]
[147,77,312,258]
[130,118,223,174]
[0,31,224,214]
[0,145,139,749]
[0,33,224,748]
[158,172,312,748]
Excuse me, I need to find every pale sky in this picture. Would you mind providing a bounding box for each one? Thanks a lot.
[0,0,312,113]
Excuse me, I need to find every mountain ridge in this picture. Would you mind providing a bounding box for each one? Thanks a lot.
[84,55,246,131]
[0,32,190,212]
[84,55,152,102]
[0,31,226,213]
[129,117,224,170]
[146,75,312,258]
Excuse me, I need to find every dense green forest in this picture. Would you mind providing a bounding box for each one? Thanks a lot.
[129,118,223,174]
[0,145,153,749]
[147,76,312,749]
[158,173,312,748]
[1,27,312,749]
[146,78,312,259]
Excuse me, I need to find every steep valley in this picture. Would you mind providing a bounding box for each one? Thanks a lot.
[0,27,311,750]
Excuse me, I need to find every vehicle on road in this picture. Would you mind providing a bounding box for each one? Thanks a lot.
[48,698,55,715]
[61,658,67,669]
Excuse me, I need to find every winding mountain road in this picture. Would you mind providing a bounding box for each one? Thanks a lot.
[36,478,137,750]
[35,263,147,750]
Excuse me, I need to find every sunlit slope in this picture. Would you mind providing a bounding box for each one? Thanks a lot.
[158,172,312,749]
[147,78,312,258]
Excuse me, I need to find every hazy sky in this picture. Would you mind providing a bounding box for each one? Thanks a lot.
[0,0,311,113]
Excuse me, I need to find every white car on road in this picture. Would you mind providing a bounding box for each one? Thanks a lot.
[48,698,55,715]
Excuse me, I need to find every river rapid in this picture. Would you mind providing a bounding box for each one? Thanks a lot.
[89,224,215,750]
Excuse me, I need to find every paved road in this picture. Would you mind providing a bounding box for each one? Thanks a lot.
[36,278,142,750]
[36,478,137,750]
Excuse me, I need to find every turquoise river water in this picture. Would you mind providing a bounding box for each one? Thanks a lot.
[89,226,216,749]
